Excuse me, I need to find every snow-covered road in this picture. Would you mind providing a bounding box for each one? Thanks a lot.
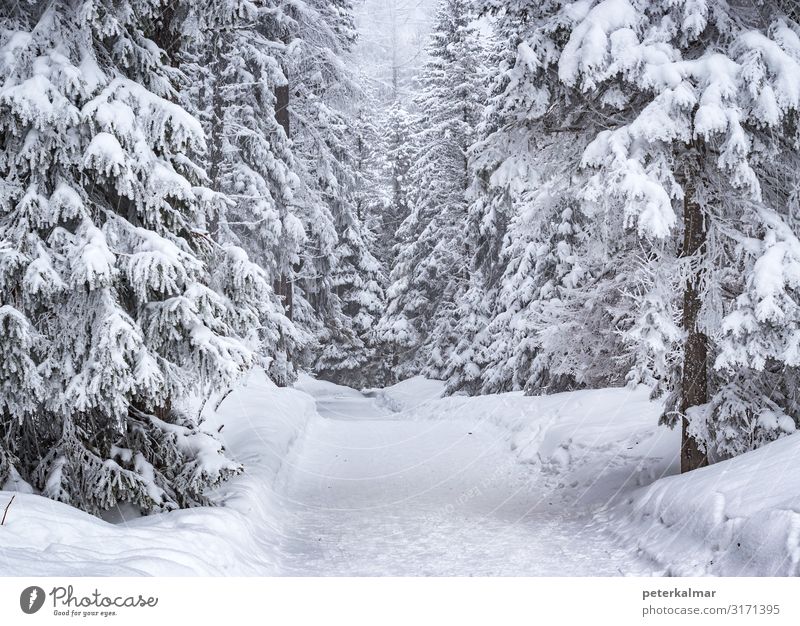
[277,378,658,576]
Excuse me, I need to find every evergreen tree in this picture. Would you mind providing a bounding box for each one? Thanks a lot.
[0,0,275,513]
[352,91,391,237]
[315,208,386,388]
[351,89,394,385]
[272,0,387,386]
[443,10,523,394]
[466,0,800,468]
[379,0,486,379]
[183,0,304,386]
[375,101,417,267]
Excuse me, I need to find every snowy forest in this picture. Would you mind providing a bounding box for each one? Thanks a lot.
[2,0,800,578]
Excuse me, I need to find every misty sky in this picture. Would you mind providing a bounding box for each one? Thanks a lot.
[353,0,439,102]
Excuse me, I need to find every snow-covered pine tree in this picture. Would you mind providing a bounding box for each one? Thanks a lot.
[442,5,527,395]
[267,0,387,387]
[352,88,390,238]
[712,153,800,458]
[375,101,417,267]
[479,160,632,396]
[181,0,307,386]
[314,205,387,387]
[441,2,634,397]
[379,0,486,380]
[511,0,800,468]
[270,0,344,332]
[350,88,394,385]
[0,0,271,514]
[371,101,419,376]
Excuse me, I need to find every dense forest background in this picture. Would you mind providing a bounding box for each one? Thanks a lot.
[2,0,800,515]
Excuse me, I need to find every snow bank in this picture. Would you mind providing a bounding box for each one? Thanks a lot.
[0,370,316,575]
[393,382,672,472]
[604,431,800,576]
[366,375,446,412]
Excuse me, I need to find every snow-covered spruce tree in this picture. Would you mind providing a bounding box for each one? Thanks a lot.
[379,0,486,380]
[269,0,342,337]
[313,207,387,388]
[370,103,419,378]
[441,5,528,395]
[270,0,387,387]
[181,0,307,386]
[445,6,635,398]
[375,101,417,268]
[350,88,394,385]
[0,1,272,514]
[479,152,634,396]
[515,0,800,469]
[352,87,391,239]
[712,153,800,458]
[468,27,642,397]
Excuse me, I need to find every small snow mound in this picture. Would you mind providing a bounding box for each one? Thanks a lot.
[367,376,446,413]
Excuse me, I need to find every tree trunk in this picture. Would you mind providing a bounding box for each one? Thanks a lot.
[275,64,293,321]
[207,31,224,235]
[275,83,290,141]
[679,156,710,473]
[390,2,399,100]
[274,272,294,322]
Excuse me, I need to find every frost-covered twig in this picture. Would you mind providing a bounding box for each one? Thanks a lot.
[1,494,16,526]
[214,389,234,412]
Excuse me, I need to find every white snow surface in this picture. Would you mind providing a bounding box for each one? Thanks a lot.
[281,376,670,575]
[1,371,798,576]
[605,432,800,576]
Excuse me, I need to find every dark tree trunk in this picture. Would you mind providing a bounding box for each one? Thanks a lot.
[275,66,293,321]
[679,155,710,473]
[149,4,179,62]
[207,31,224,235]
[274,273,294,322]
[275,83,290,140]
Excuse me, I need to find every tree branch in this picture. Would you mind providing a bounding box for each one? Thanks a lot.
[1,494,16,526]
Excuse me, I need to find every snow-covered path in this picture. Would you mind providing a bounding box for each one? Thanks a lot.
[277,378,658,576]
[5,372,796,577]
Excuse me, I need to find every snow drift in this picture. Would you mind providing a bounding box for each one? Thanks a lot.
[0,370,314,575]
[604,431,800,576]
